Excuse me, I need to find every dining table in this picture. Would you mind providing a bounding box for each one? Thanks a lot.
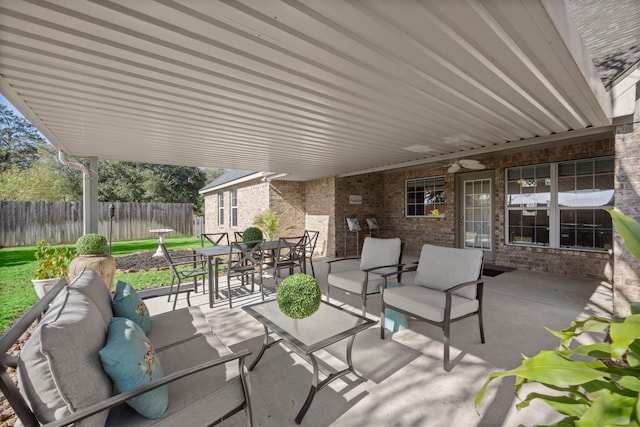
[193,240,282,308]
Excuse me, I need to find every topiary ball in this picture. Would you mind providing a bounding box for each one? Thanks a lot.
[76,233,108,255]
[276,273,322,319]
[242,227,263,246]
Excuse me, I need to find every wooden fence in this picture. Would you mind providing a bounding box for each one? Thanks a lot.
[0,201,193,246]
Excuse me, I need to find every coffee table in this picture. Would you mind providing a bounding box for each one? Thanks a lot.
[243,300,375,424]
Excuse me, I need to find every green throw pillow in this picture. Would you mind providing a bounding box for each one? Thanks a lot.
[99,317,168,419]
[112,281,151,334]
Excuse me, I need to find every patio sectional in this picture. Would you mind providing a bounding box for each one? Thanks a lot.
[0,268,252,427]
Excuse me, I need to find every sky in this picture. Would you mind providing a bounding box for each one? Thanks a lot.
[1,93,50,143]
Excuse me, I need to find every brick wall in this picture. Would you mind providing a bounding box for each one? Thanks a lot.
[334,173,385,256]
[202,179,270,236]
[269,181,305,237]
[381,138,615,281]
[304,177,336,256]
[613,99,640,316]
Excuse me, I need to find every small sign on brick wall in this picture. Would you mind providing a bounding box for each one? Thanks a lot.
[349,195,362,204]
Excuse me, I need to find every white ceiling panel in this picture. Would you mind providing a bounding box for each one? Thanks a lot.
[0,0,611,180]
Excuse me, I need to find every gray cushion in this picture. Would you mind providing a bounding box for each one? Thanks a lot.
[147,307,212,350]
[18,288,112,426]
[360,237,402,275]
[68,267,114,326]
[383,285,479,322]
[327,270,383,294]
[105,333,245,427]
[414,244,482,299]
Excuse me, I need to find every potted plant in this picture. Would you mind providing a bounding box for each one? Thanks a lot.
[68,233,116,292]
[32,239,75,298]
[276,273,322,319]
[474,209,640,426]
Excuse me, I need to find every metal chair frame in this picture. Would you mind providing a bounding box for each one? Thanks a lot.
[161,243,208,311]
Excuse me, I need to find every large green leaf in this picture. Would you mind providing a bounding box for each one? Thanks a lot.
[578,392,638,427]
[516,392,589,416]
[608,209,640,260]
[475,351,607,409]
[609,315,640,359]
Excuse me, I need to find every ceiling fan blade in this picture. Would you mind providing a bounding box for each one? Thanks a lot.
[459,159,486,170]
[447,163,461,173]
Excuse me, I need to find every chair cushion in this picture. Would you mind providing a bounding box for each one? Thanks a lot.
[414,244,482,299]
[328,270,382,294]
[383,285,479,322]
[17,288,112,427]
[104,332,243,427]
[112,280,151,334]
[360,237,402,275]
[67,267,113,326]
[99,317,169,419]
[147,307,212,350]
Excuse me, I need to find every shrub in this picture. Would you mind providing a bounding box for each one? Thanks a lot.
[276,273,322,319]
[242,227,263,246]
[33,239,76,279]
[76,233,108,255]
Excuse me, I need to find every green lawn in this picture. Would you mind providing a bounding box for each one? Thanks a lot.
[0,237,201,334]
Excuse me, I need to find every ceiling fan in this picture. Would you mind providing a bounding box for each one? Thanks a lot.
[447,159,486,173]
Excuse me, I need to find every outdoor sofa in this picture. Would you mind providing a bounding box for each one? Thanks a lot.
[0,267,252,427]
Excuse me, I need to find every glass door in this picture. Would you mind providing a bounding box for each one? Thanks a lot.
[456,171,494,261]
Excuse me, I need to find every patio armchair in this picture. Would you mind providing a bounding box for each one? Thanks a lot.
[380,243,485,371]
[304,230,320,277]
[161,243,208,311]
[327,237,403,316]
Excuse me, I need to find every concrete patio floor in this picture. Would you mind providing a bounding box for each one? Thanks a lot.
[144,256,612,427]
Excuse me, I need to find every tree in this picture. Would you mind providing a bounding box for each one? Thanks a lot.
[0,104,45,173]
[1,103,212,206]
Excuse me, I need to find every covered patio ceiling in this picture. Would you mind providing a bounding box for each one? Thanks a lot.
[0,0,611,181]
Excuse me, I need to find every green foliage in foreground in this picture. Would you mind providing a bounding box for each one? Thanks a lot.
[475,210,640,427]
[0,237,200,334]
[475,305,640,426]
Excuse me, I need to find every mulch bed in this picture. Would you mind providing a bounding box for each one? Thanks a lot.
[115,249,196,272]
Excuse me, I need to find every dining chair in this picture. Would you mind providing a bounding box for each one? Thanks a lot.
[224,240,265,308]
[304,230,320,278]
[160,243,208,311]
[327,237,403,316]
[200,232,229,247]
[233,231,245,242]
[380,243,485,371]
[270,235,306,284]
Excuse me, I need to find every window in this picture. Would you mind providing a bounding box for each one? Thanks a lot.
[218,193,224,226]
[506,157,614,251]
[406,176,445,217]
[230,189,238,227]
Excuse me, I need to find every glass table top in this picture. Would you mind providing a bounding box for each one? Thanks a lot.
[243,300,376,354]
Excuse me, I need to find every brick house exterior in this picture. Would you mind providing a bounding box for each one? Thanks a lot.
[203,104,640,316]
[200,2,640,317]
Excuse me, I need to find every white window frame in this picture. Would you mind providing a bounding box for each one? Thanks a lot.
[405,176,445,217]
[230,189,238,227]
[218,192,224,226]
[505,156,614,252]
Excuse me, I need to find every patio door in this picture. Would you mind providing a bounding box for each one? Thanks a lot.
[455,171,494,263]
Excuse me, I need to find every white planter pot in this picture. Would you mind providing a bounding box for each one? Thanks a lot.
[31,277,63,299]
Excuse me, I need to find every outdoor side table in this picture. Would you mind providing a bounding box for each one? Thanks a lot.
[243,300,375,424]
